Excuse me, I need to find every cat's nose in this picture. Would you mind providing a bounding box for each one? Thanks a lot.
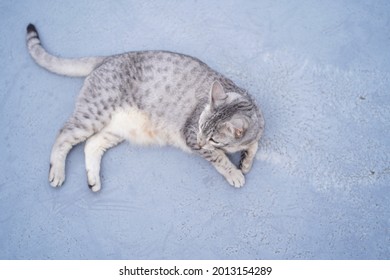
[197,135,206,147]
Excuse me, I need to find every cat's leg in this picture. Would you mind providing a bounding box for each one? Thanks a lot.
[199,148,245,188]
[49,113,103,187]
[84,129,123,192]
[239,141,259,174]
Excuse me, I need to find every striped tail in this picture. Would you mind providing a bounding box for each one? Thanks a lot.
[26,24,105,77]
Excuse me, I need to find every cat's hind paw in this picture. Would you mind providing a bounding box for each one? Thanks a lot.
[88,181,101,192]
[49,163,65,187]
[225,168,245,188]
[87,171,101,192]
[88,183,101,192]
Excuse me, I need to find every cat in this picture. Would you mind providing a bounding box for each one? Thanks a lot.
[26,23,265,192]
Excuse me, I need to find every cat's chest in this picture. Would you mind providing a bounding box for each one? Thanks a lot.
[106,108,190,152]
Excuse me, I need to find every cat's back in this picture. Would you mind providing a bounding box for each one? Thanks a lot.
[101,50,215,94]
[93,50,216,116]
[124,50,211,74]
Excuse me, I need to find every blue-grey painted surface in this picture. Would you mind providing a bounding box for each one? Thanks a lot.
[0,0,389,259]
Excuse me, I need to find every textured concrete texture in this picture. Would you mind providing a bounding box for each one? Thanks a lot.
[0,0,389,259]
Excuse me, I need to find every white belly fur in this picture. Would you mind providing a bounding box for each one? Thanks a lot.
[106,108,190,152]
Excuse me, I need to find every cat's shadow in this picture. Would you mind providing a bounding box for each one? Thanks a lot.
[228,152,241,167]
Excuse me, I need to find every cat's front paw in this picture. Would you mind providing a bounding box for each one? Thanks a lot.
[49,163,65,187]
[239,158,253,174]
[225,168,245,188]
[239,151,254,174]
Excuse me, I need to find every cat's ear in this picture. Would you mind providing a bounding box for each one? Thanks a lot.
[226,118,247,139]
[210,81,227,109]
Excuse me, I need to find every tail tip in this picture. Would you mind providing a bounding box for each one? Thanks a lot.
[27,23,38,36]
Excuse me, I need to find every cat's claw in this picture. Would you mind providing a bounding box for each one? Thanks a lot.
[49,163,65,187]
[225,169,245,188]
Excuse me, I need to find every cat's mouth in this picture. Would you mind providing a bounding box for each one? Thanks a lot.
[197,137,214,151]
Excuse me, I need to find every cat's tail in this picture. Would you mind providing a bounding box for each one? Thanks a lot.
[26,24,105,77]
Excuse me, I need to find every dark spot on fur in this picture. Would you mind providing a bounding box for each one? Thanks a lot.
[136,101,144,110]
[190,67,198,74]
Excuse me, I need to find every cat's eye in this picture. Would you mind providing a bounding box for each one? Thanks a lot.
[209,137,227,148]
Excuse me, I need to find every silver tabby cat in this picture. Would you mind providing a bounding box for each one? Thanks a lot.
[26,24,264,191]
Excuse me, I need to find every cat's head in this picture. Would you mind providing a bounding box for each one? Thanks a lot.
[197,81,263,153]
